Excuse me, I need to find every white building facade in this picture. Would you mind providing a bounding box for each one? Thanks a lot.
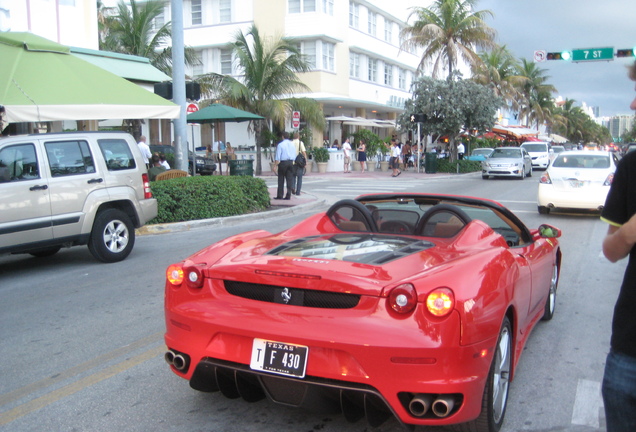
[162,0,423,147]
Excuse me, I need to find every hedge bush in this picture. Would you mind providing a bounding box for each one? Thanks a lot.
[435,159,482,173]
[149,176,271,224]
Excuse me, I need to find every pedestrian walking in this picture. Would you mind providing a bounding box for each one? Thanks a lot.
[600,59,636,432]
[388,139,401,177]
[342,138,352,173]
[292,132,307,195]
[274,131,295,200]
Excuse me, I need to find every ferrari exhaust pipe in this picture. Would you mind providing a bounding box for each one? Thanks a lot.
[408,394,433,417]
[431,395,455,418]
[165,350,189,372]
[165,350,176,365]
[172,354,187,371]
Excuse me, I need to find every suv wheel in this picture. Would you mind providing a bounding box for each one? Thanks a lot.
[88,209,135,263]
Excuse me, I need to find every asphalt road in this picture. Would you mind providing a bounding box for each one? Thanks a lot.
[0,172,624,432]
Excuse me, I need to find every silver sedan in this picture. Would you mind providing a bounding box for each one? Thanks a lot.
[481,147,533,179]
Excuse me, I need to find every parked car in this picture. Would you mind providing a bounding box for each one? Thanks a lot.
[0,131,157,262]
[537,150,618,214]
[481,146,532,179]
[520,141,551,169]
[465,147,494,161]
[149,144,216,175]
[164,193,562,431]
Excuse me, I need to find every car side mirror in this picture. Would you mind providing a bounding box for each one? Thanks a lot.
[536,224,561,239]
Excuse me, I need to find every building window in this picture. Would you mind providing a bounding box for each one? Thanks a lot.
[368,58,377,82]
[368,11,376,36]
[220,49,232,75]
[322,0,333,15]
[322,41,335,71]
[192,51,204,76]
[349,1,359,28]
[220,0,231,22]
[398,68,406,90]
[349,52,359,78]
[289,0,316,13]
[152,5,165,31]
[298,41,316,69]
[384,64,393,86]
[384,18,393,43]
[191,0,202,25]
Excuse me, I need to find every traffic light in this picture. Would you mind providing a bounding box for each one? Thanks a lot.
[546,51,571,61]
[410,113,426,123]
[616,48,635,58]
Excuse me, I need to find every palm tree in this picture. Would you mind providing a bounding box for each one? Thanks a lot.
[472,45,526,113]
[516,59,557,129]
[197,25,325,175]
[400,0,497,79]
[100,0,198,76]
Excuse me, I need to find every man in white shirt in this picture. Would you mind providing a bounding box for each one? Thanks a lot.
[342,137,352,173]
[137,136,151,168]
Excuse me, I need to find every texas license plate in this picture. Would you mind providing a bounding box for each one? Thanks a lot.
[250,338,308,378]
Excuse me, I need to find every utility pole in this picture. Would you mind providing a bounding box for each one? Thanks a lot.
[171,0,188,171]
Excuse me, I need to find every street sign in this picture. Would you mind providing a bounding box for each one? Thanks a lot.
[571,47,614,62]
[292,111,300,129]
[187,103,199,113]
[534,50,546,62]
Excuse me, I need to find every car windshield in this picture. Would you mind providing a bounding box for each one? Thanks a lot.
[491,149,521,158]
[521,144,548,152]
[552,154,609,169]
[472,149,492,155]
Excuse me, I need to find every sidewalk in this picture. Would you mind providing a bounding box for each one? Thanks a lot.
[138,166,452,236]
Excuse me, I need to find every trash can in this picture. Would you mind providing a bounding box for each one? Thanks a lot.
[425,153,438,174]
[229,159,254,176]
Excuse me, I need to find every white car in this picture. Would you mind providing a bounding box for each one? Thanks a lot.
[521,141,552,169]
[481,146,533,179]
[537,150,618,214]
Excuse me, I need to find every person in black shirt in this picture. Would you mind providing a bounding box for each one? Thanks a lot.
[600,60,636,432]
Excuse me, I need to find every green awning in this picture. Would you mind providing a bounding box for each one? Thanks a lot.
[0,32,179,126]
[70,47,171,83]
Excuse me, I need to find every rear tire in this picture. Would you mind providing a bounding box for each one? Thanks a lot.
[527,167,532,177]
[538,206,550,215]
[461,317,512,432]
[542,264,559,321]
[88,208,135,263]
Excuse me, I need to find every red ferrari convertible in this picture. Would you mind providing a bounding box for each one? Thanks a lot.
[164,193,562,432]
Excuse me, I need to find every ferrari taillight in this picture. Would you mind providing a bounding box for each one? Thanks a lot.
[388,284,417,314]
[142,173,153,199]
[167,264,184,286]
[539,172,552,184]
[426,288,454,317]
[184,265,204,289]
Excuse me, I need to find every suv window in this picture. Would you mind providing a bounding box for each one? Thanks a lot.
[45,140,95,177]
[0,143,39,183]
[98,138,137,171]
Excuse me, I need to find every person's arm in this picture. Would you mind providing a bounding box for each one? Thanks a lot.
[603,213,636,262]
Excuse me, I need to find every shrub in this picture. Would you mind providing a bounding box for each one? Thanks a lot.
[149,176,270,224]
[435,159,482,173]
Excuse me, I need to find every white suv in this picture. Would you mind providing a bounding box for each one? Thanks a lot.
[0,131,157,262]
[520,141,552,169]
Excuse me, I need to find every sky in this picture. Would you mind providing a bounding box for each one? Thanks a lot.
[477,0,636,118]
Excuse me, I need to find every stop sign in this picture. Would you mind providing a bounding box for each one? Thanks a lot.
[187,103,199,113]
[292,111,300,128]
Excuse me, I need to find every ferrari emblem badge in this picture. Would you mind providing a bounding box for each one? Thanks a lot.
[281,288,292,304]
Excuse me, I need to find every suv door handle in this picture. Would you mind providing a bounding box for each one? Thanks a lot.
[29,184,49,191]
[88,178,104,184]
